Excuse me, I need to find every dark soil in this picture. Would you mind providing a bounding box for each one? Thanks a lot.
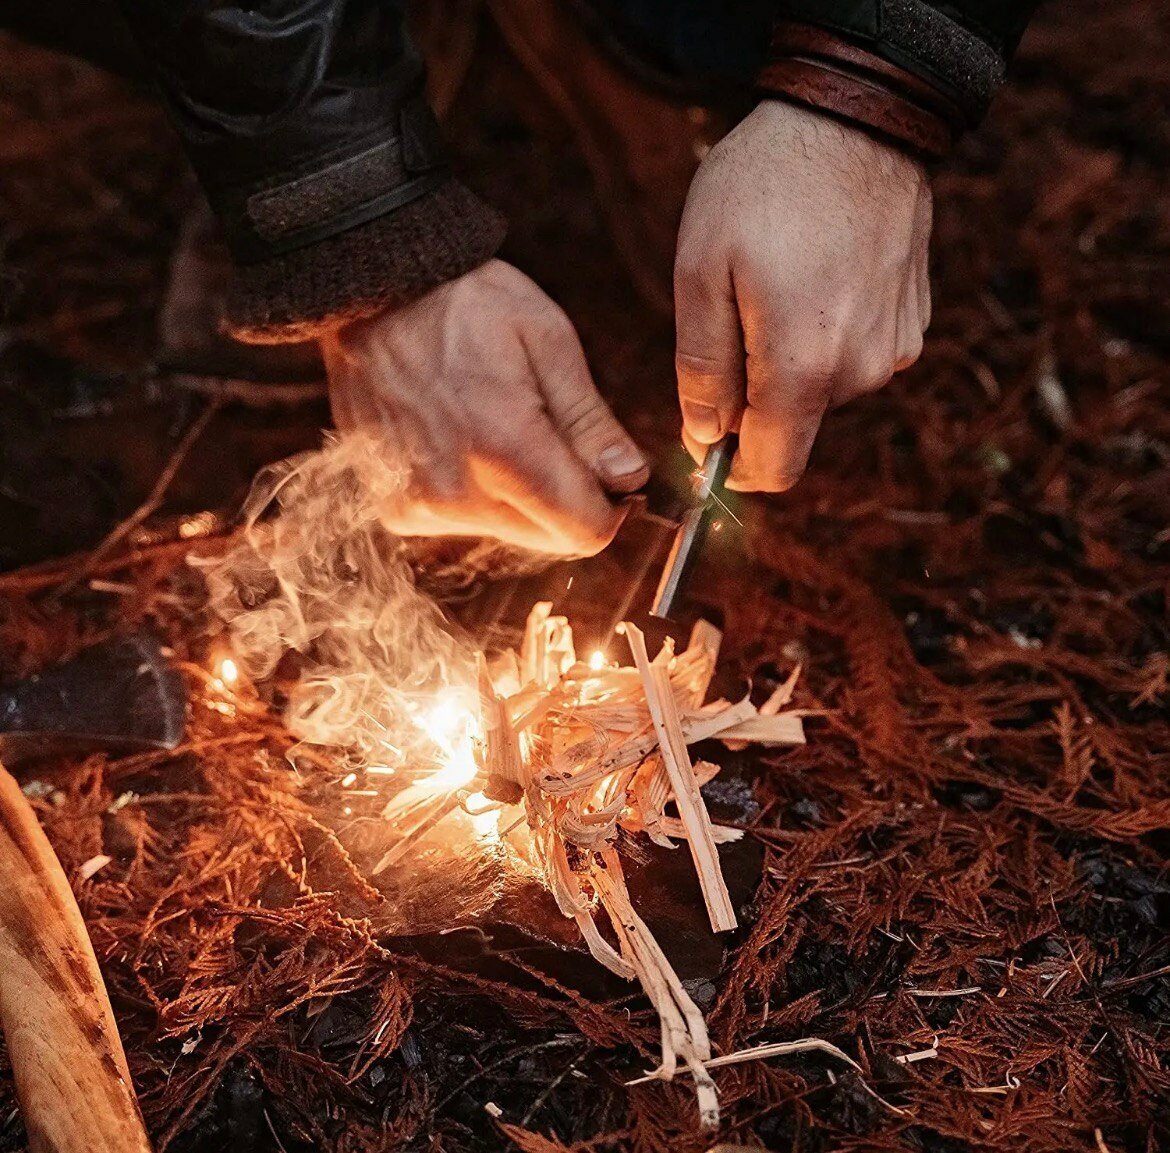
[1,3,1169,1151]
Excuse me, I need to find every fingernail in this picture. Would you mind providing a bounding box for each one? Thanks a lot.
[597,442,648,483]
[681,400,722,442]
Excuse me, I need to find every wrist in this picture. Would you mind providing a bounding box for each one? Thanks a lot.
[754,22,963,162]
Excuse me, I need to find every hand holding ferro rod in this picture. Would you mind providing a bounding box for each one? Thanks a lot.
[650,434,737,621]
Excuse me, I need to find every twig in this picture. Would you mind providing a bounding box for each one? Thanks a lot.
[50,399,221,600]
[0,536,233,595]
[625,1037,861,1085]
[1100,963,1170,993]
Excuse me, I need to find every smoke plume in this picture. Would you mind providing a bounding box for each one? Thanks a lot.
[198,432,476,771]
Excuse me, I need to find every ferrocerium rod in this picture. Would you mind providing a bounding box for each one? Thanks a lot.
[651,434,737,621]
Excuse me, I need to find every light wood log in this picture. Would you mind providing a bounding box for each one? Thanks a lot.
[0,762,151,1153]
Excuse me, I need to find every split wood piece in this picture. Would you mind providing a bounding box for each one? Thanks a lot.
[716,712,806,745]
[670,619,722,709]
[724,663,802,751]
[658,816,743,844]
[628,755,718,846]
[624,1036,861,1086]
[591,851,719,1128]
[372,790,464,875]
[632,756,674,848]
[0,761,152,1153]
[621,623,737,933]
[520,602,575,690]
[476,655,525,800]
[541,831,634,980]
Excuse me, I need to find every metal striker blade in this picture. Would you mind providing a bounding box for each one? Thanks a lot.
[650,434,737,622]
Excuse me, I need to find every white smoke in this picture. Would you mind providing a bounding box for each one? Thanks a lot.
[197,431,476,772]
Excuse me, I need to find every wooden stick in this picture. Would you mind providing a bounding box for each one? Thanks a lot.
[0,762,151,1153]
[624,1036,861,1086]
[622,625,737,933]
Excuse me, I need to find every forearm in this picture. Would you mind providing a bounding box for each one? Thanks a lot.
[116,0,504,341]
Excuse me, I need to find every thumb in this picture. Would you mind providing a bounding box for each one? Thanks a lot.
[674,256,745,458]
[526,308,649,494]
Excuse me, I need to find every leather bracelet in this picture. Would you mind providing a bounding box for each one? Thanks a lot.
[756,56,953,160]
[769,22,968,132]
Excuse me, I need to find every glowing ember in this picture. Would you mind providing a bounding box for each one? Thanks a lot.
[589,650,607,671]
[421,736,479,793]
[217,657,239,687]
[408,690,482,792]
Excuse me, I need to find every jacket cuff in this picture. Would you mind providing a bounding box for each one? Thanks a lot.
[755,22,966,160]
[225,178,506,344]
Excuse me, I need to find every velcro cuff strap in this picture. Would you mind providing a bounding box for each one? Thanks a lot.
[221,97,449,264]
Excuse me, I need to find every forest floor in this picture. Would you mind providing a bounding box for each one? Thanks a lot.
[0,3,1168,1150]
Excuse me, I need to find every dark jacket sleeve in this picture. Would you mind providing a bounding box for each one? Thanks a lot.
[756,1,1042,158]
[116,0,505,342]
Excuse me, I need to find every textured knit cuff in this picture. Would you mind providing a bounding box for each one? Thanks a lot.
[225,178,506,344]
[756,22,966,160]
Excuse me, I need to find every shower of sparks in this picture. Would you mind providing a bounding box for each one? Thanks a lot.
[708,490,742,527]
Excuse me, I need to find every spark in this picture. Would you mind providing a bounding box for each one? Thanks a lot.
[589,650,607,671]
[217,657,239,686]
[708,490,743,527]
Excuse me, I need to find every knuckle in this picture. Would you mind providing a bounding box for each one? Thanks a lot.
[785,339,845,388]
[562,511,616,557]
[676,348,736,387]
[764,469,805,493]
[673,254,704,290]
[895,332,924,372]
[529,300,576,343]
[556,391,611,441]
[673,252,722,303]
[744,465,805,495]
[749,367,832,418]
[859,357,896,394]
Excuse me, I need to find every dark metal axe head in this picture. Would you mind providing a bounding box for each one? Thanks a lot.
[0,634,186,765]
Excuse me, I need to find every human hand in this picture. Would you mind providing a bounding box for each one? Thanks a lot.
[674,100,932,491]
[321,259,648,555]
